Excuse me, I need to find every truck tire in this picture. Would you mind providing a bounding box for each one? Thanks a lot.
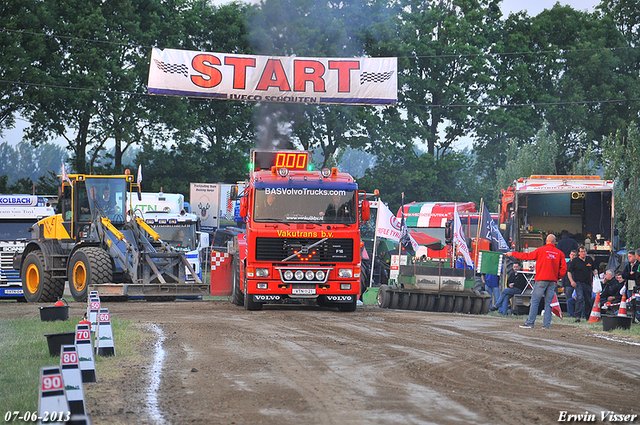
[453,296,464,313]
[389,291,401,309]
[443,295,455,312]
[400,293,411,310]
[470,297,483,314]
[229,261,244,306]
[22,251,64,303]
[408,293,420,310]
[68,247,113,302]
[435,296,447,312]
[338,297,357,312]
[377,285,390,308]
[461,297,472,314]
[243,284,263,311]
[417,293,428,310]
[481,297,491,314]
[424,294,436,311]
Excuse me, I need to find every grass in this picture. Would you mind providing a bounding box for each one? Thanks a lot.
[0,316,151,418]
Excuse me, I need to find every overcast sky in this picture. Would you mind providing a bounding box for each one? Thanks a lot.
[1,0,604,148]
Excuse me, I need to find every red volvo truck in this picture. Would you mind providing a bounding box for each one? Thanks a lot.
[212,149,370,311]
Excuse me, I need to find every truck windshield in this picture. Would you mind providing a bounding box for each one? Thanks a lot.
[152,224,196,252]
[0,219,37,241]
[83,178,127,223]
[254,188,357,224]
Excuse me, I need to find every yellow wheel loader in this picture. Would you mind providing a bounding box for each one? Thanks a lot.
[16,173,209,302]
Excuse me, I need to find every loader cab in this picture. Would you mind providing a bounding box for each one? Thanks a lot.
[61,177,128,240]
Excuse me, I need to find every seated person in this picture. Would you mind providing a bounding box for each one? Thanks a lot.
[600,270,625,311]
[494,262,528,315]
[257,192,279,218]
[321,194,350,221]
[96,186,116,213]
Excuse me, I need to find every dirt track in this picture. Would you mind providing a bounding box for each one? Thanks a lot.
[3,300,640,424]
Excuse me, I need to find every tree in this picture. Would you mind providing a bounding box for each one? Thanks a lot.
[602,122,640,249]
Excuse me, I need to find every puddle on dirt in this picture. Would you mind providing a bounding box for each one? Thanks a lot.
[146,323,166,424]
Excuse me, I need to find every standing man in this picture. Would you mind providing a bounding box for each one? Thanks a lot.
[561,250,578,317]
[567,246,598,322]
[556,230,578,258]
[505,234,566,329]
[622,249,638,297]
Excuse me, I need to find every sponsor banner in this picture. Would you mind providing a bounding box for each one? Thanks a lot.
[190,183,219,230]
[148,48,397,106]
[375,202,401,241]
[0,195,38,207]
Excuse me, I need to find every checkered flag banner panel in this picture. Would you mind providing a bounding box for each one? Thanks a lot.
[225,196,234,220]
[154,59,188,78]
[360,70,394,84]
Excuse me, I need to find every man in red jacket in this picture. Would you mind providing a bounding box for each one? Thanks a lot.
[505,234,567,329]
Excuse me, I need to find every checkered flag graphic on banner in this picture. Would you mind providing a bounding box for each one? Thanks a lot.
[225,196,234,220]
[154,59,189,78]
[360,70,394,84]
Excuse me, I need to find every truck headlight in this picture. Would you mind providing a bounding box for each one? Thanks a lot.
[294,270,304,280]
[305,270,315,280]
[315,270,326,280]
[256,268,269,277]
[338,269,352,278]
[284,270,294,280]
[340,283,351,290]
[257,282,268,289]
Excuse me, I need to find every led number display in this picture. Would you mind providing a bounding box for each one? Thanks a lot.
[252,150,310,171]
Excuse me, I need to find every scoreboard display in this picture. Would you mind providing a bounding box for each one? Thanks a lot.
[251,150,310,171]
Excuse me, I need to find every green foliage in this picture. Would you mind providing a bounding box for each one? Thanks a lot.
[602,122,640,249]
[495,124,558,207]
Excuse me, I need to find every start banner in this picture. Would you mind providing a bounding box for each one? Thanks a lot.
[148,48,397,105]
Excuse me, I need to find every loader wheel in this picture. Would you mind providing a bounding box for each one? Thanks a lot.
[377,285,390,308]
[229,261,244,306]
[68,247,113,302]
[22,251,64,303]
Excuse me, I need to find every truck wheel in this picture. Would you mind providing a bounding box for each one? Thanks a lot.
[435,296,447,312]
[229,261,244,306]
[417,293,428,310]
[399,293,410,310]
[243,283,263,311]
[68,247,113,302]
[453,296,464,313]
[377,285,390,308]
[480,297,491,314]
[22,251,64,303]
[424,294,436,311]
[470,297,483,314]
[338,297,357,312]
[408,293,420,310]
[444,295,455,312]
[461,297,472,314]
[389,291,401,309]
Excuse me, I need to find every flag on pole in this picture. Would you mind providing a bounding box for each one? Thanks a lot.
[375,202,402,241]
[479,201,509,252]
[453,208,473,267]
[551,293,563,319]
[61,164,72,186]
[136,165,142,201]
[399,206,417,255]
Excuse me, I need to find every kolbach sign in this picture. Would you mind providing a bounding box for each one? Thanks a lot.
[148,48,397,106]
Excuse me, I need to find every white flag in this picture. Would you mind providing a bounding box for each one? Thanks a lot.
[375,202,401,242]
[453,208,473,267]
[137,165,142,183]
[61,164,72,185]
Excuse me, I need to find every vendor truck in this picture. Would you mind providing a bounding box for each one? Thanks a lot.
[500,175,614,312]
[214,149,370,311]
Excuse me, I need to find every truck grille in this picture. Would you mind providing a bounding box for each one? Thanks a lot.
[256,238,353,262]
[1,251,20,285]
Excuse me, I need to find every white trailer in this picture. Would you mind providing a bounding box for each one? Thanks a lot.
[0,195,55,299]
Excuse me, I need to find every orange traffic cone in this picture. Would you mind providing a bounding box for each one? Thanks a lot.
[587,292,601,323]
[617,294,628,317]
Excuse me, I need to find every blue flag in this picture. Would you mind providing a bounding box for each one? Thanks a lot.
[480,204,509,252]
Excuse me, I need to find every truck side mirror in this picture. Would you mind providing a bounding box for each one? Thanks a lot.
[361,200,370,222]
[230,185,239,201]
[239,196,248,218]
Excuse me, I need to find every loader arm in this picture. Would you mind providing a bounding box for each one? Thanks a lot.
[94,216,139,283]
